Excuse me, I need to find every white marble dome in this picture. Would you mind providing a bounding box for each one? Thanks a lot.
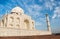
[11,7,24,13]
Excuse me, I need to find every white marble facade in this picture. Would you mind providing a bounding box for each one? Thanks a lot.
[0,7,52,36]
[0,7,35,30]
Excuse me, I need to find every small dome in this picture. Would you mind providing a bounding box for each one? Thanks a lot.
[11,7,24,13]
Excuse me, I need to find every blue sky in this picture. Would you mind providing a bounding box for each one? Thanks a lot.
[0,0,60,33]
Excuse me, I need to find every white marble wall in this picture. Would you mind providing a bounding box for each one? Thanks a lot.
[0,27,51,36]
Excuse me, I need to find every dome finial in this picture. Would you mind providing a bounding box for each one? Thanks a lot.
[16,4,19,7]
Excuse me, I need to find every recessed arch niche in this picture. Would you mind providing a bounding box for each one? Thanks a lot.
[10,16,14,23]
[24,19,29,29]
[16,17,20,23]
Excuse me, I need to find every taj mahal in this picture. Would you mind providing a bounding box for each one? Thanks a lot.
[0,6,52,36]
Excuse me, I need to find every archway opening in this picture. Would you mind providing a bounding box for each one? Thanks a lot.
[24,20,29,30]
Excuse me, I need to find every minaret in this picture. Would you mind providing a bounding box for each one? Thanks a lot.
[46,14,51,31]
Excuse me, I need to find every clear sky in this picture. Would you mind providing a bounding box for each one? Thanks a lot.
[0,0,60,33]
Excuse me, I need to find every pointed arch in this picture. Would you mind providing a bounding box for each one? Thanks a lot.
[24,19,29,30]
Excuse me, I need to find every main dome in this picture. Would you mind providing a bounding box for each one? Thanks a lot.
[11,7,24,13]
